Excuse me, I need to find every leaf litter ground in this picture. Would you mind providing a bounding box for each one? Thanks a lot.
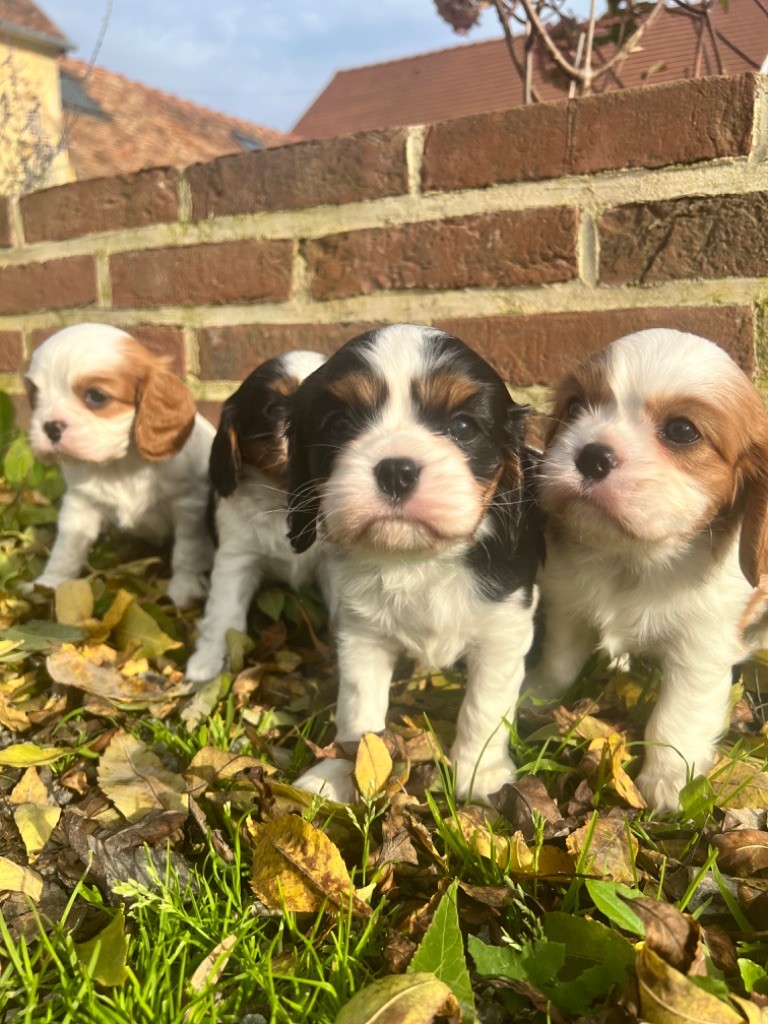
[0,392,767,1024]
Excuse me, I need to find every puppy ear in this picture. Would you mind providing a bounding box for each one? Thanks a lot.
[134,365,197,461]
[209,401,240,498]
[286,413,320,553]
[739,444,768,586]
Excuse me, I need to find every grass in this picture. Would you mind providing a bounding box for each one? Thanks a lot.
[0,390,767,1024]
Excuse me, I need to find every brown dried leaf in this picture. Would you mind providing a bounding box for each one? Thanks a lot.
[566,816,638,884]
[708,757,768,810]
[47,646,188,707]
[712,830,768,877]
[188,934,237,994]
[185,746,266,797]
[492,776,565,840]
[630,896,700,973]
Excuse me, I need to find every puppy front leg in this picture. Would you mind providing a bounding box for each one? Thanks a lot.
[33,494,103,590]
[186,545,262,683]
[452,635,528,806]
[523,598,597,702]
[295,629,399,803]
[636,653,733,812]
[166,497,214,608]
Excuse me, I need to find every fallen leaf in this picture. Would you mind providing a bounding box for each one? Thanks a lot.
[637,944,742,1024]
[708,757,768,810]
[0,743,70,767]
[0,856,43,901]
[712,831,768,877]
[97,730,188,823]
[9,766,48,805]
[586,733,646,809]
[13,803,61,863]
[249,815,369,917]
[54,579,93,626]
[180,676,221,729]
[354,733,393,799]
[567,816,638,884]
[73,906,129,987]
[113,601,181,659]
[630,896,700,973]
[188,934,237,994]
[185,746,265,797]
[408,880,474,1021]
[47,646,185,707]
[0,692,31,731]
[492,776,565,840]
[335,973,460,1024]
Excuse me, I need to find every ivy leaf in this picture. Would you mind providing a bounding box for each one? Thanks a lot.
[409,880,475,1021]
[256,587,285,622]
[4,435,34,486]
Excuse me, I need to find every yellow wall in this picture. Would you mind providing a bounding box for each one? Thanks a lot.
[0,37,73,196]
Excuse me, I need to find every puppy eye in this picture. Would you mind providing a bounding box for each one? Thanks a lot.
[566,397,586,420]
[662,417,700,445]
[322,412,352,442]
[25,381,38,407]
[84,388,110,410]
[448,414,480,442]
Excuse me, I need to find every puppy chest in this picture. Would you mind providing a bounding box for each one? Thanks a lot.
[73,468,172,538]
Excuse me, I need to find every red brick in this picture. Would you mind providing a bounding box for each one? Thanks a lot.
[20,168,180,243]
[7,393,29,430]
[197,400,222,427]
[30,323,186,374]
[434,306,756,384]
[110,240,293,309]
[306,208,578,301]
[423,75,756,192]
[0,331,23,372]
[0,199,11,248]
[0,256,97,315]
[599,192,768,285]
[197,322,382,380]
[188,129,409,221]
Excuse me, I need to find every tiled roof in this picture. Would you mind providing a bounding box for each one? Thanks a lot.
[293,0,768,139]
[61,58,291,180]
[0,0,70,50]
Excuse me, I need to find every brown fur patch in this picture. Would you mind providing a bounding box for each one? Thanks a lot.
[240,436,289,488]
[546,351,612,447]
[326,371,385,409]
[73,372,137,418]
[268,375,300,398]
[739,585,768,644]
[414,373,481,414]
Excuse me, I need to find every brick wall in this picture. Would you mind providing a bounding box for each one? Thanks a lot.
[1,73,767,425]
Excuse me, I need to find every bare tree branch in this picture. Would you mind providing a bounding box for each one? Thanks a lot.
[491,0,542,102]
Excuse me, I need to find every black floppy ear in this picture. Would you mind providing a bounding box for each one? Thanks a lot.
[209,401,240,498]
[286,411,320,553]
[505,401,530,448]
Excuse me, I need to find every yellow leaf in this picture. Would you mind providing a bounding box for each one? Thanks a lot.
[13,803,61,862]
[354,733,393,798]
[54,579,93,626]
[10,766,48,805]
[188,934,237,994]
[47,646,184,706]
[0,743,69,767]
[335,973,459,1024]
[708,757,768,809]
[97,730,188,823]
[101,588,135,632]
[249,815,369,916]
[185,746,265,796]
[74,906,129,987]
[113,602,181,660]
[588,733,646,809]
[452,807,570,875]
[0,692,30,731]
[555,708,615,740]
[567,817,638,884]
[637,944,742,1024]
[0,856,43,901]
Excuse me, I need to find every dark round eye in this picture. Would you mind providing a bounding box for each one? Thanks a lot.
[662,417,700,445]
[566,397,586,420]
[322,412,352,442]
[84,388,109,410]
[448,414,480,442]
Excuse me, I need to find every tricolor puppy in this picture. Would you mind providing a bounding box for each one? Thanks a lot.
[527,328,768,810]
[25,323,214,607]
[186,350,326,683]
[287,324,543,805]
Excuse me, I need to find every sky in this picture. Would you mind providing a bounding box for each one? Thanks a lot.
[38,0,512,134]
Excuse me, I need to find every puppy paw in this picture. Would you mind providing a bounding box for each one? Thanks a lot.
[453,752,517,806]
[167,573,208,608]
[294,760,357,804]
[185,645,226,683]
[635,769,683,813]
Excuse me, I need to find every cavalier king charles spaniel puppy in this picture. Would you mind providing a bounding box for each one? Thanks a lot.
[526,328,768,811]
[286,324,543,805]
[25,323,214,607]
[185,350,326,683]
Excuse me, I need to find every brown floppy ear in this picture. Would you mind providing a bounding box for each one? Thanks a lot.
[739,469,768,587]
[134,365,197,461]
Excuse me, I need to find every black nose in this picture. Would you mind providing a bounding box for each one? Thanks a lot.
[575,443,618,481]
[374,458,420,500]
[43,421,66,443]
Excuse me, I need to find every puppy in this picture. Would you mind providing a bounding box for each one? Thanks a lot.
[186,350,326,683]
[286,324,543,805]
[25,323,214,607]
[527,328,768,810]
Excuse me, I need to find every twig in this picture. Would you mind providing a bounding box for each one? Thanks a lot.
[492,0,542,102]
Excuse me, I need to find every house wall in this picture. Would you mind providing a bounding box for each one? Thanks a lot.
[0,37,73,195]
[0,72,767,424]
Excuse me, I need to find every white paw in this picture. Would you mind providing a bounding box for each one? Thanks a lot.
[28,575,65,593]
[167,573,208,608]
[453,750,517,806]
[294,759,357,804]
[185,644,226,683]
[635,769,683,812]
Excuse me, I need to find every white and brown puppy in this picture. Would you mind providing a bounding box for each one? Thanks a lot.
[527,328,768,810]
[25,323,214,607]
[286,324,543,805]
[186,350,326,683]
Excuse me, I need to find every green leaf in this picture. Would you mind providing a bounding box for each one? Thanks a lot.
[3,435,34,487]
[2,621,87,652]
[469,934,565,990]
[113,601,181,659]
[585,879,646,937]
[409,880,475,1021]
[541,912,636,1013]
[74,906,129,987]
[0,743,70,767]
[738,958,768,996]
[679,775,715,825]
[0,391,16,445]
[256,587,285,622]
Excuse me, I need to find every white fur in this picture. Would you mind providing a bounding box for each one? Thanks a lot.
[293,324,537,805]
[25,324,214,606]
[186,350,326,682]
[528,329,765,810]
